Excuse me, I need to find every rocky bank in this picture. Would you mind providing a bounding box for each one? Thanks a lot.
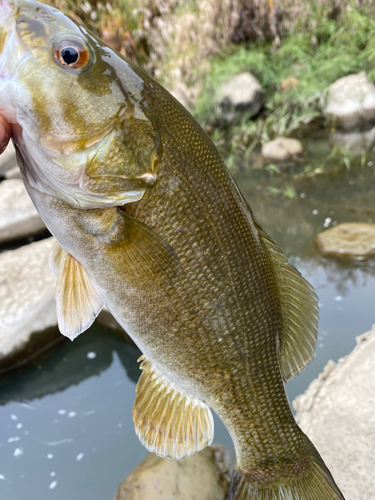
[294,325,375,500]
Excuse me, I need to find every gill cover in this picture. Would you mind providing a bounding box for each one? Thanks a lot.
[0,0,161,208]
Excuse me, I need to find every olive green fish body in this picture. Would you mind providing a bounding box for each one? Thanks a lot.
[0,1,346,498]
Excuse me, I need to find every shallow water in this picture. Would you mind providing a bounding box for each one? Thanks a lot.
[1,132,375,499]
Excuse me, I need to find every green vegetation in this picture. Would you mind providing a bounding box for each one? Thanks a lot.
[44,0,375,183]
[194,1,375,164]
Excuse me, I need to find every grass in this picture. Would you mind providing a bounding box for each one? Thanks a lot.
[193,2,375,168]
[41,0,375,176]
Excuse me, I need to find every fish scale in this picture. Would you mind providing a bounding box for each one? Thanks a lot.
[126,82,305,463]
[0,1,345,498]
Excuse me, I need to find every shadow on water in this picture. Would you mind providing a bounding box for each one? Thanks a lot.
[1,132,375,498]
[0,326,145,500]
[0,327,141,404]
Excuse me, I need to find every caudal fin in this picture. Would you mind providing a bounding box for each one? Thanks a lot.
[228,456,345,500]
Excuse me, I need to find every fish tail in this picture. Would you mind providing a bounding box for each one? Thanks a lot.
[228,455,345,500]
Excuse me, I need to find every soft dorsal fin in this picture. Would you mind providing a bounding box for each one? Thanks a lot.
[132,356,214,460]
[255,222,319,381]
[49,241,106,340]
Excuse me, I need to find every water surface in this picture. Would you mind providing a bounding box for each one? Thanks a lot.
[1,132,375,499]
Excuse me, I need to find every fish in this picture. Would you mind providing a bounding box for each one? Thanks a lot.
[0,1,346,498]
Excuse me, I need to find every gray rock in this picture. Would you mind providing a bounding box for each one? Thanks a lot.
[315,222,375,258]
[114,445,233,500]
[219,72,264,120]
[261,137,303,162]
[4,165,21,179]
[293,325,375,500]
[0,142,17,176]
[325,72,375,130]
[330,127,375,155]
[0,178,46,243]
[0,237,59,369]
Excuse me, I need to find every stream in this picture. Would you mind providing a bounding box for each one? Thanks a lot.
[1,131,375,499]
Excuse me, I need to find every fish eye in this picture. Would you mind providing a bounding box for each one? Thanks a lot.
[53,38,90,70]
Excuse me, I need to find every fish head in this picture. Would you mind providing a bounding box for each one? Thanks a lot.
[0,0,159,208]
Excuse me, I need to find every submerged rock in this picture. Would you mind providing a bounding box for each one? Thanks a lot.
[315,222,375,258]
[114,445,233,500]
[218,72,264,120]
[325,72,375,130]
[293,324,375,500]
[0,178,46,244]
[261,137,303,162]
[0,237,59,371]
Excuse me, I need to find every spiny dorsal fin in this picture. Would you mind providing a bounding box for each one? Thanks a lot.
[133,355,214,460]
[49,241,106,340]
[255,223,319,381]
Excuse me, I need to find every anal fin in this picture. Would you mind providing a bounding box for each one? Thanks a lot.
[49,241,106,340]
[133,356,214,460]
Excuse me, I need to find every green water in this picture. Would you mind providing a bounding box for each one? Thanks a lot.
[1,132,375,499]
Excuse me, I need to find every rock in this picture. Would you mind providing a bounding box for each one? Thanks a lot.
[0,237,60,371]
[325,72,375,130]
[0,142,17,176]
[315,222,375,258]
[330,127,375,155]
[4,166,21,179]
[218,72,264,120]
[0,179,46,244]
[114,445,233,500]
[261,137,303,162]
[293,325,375,500]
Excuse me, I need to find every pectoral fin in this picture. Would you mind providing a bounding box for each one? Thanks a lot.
[133,356,214,460]
[49,241,106,340]
[94,209,181,288]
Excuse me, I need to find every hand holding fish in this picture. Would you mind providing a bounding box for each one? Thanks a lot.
[0,115,10,153]
[0,1,346,499]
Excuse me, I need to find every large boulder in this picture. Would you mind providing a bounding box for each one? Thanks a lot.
[114,445,233,500]
[218,72,264,120]
[325,72,375,130]
[315,222,375,258]
[293,325,375,500]
[261,137,303,162]
[0,178,46,244]
[0,142,16,176]
[0,237,59,371]
[0,235,131,372]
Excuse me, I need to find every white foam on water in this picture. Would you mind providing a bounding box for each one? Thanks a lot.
[13,447,23,458]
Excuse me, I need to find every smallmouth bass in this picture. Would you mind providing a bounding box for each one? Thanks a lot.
[0,1,346,498]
